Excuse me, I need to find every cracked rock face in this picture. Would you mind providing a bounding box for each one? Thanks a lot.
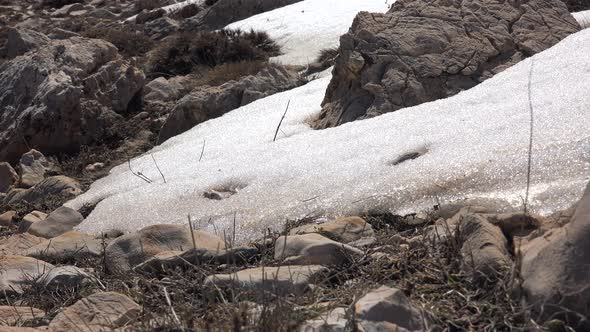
[315,0,580,129]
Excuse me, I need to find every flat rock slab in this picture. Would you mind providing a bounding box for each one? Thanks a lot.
[41,266,91,290]
[0,255,54,295]
[275,233,363,266]
[205,265,329,295]
[26,231,105,261]
[6,176,82,206]
[27,206,83,239]
[0,233,45,256]
[0,305,45,325]
[289,216,374,244]
[49,292,140,332]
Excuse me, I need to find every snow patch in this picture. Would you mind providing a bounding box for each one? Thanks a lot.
[574,10,590,29]
[125,0,204,23]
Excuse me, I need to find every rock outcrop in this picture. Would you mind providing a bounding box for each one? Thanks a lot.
[315,0,580,128]
[0,33,145,163]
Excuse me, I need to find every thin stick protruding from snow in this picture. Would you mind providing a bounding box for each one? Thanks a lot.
[151,154,167,183]
[273,100,291,142]
[524,58,535,215]
[188,214,196,250]
[128,159,153,183]
[199,139,206,162]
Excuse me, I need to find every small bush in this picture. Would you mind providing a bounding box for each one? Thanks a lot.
[190,60,270,86]
[83,27,155,58]
[148,28,280,77]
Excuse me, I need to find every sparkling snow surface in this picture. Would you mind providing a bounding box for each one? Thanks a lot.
[226,0,391,66]
[574,10,590,29]
[70,28,590,242]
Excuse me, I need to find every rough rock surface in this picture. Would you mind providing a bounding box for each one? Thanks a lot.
[1,27,50,59]
[183,0,302,31]
[48,292,140,331]
[105,224,226,273]
[0,162,18,193]
[18,210,48,233]
[0,255,54,295]
[205,265,329,295]
[18,149,54,188]
[0,305,45,326]
[289,217,375,243]
[41,266,90,290]
[275,233,363,266]
[0,233,46,256]
[26,231,104,260]
[4,176,82,205]
[27,206,84,239]
[0,34,145,163]
[159,65,301,142]
[315,0,580,128]
[521,181,590,320]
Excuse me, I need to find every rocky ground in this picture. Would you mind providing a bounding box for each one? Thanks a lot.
[1,0,590,331]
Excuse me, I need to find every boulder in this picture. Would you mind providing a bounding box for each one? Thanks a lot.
[159,65,301,142]
[18,210,48,233]
[0,36,145,163]
[105,224,226,273]
[274,233,363,266]
[2,27,50,59]
[354,286,430,332]
[521,182,590,320]
[183,0,302,31]
[41,266,91,290]
[0,162,18,192]
[143,76,186,102]
[289,216,374,244]
[26,231,105,260]
[0,233,46,256]
[0,306,45,326]
[18,149,54,188]
[204,265,329,295]
[27,206,84,239]
[144,17,180,40]
[0,255,54,295]
[5,176,82,205]
[48,292,140,331]
[315,0,580,128]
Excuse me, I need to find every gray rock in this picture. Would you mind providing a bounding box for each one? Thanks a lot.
[205,265,329,295]
[2,27,50,59]
[521,181,590,320]
[275,233,363,266]
[41,266,91,290]
[144,17,180,40]
[19,211,47,233]
[48,28,81,40]
[26,231,105,260]
[18,149,54,188]
[159,65,301,142]
[289,216,374,244]
[6,176,82,205]
[0,255,54,295]
[355,286,430,332]
[0,210,16,228]
[48,292,140,331]
[0,162,18,193]
[315,0,580,128]
[27,206,84,239]
[105,224,226,273]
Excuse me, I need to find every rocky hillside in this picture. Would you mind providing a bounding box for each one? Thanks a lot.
[1,0,590,331]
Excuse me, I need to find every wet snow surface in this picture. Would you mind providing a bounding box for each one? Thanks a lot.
[70,23,590,243]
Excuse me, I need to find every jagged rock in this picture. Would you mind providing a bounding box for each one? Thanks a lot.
[289,216,374,244]
[0,36,145,163]
[0,162,18,193]
[27,206,84,239]
[0,210,16,227]
[2,27,50,59]
[135,8,166,24]
[459,214,511,281]
[298,307,348,332]
[135,246,259,273]
[48,28,81,40]
[205,265,329,295]
[105,224,226,273]
[0,305,45,326]
[521,182,590,321]
[5,176,82,205]
[355,286,431,332]
[143,76,187,102]
[144,17,180,40]
[41,266,91,290]
[315,0,580,128]
[48,292,140,331]
[26,231,105,260]
[275,233,363,266]
[18,149,54,188]
[183,0,302,31]
[0,256,54,295]
[159,65,301,142]
[0,233,46,255]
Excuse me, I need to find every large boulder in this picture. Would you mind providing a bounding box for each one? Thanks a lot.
[158,65,301,142]
[105,224,226,273]
[183,0,302,31]
[274,233,363,266]
[315,0,580,128]
[0,35,145,163]
[521,182,590,321]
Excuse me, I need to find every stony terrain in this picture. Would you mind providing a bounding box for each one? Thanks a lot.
[1,0,590,331]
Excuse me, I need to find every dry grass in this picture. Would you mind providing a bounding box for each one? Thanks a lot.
[82,26,155,58]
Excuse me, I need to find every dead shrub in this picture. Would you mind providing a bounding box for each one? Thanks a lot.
[190,60,271,86]
[147,29,281,77]
[83,27,155,57]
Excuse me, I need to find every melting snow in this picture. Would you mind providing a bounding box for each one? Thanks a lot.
[574,10,590,29]
[68,28,590,243]
[226,0,391,66]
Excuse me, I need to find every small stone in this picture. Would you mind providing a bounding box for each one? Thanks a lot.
[0,210,16,228]
[275,233,363,266]
[19,149,54,188]
[27,206,84,239]
[18,211,47,233]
